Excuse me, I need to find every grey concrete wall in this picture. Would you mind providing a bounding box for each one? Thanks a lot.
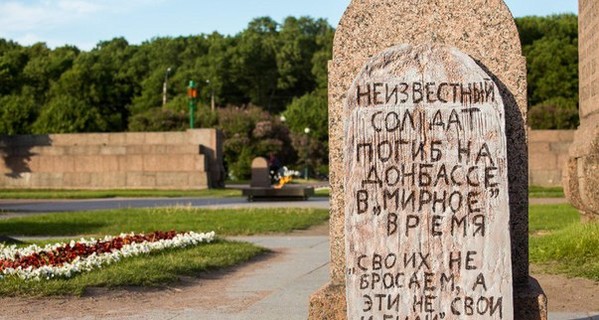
[0,129,224,189]
[529,130,575,187]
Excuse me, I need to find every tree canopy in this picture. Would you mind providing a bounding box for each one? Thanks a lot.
[0,14,580,179]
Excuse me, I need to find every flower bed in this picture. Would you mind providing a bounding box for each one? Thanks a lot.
[0,231,215,281]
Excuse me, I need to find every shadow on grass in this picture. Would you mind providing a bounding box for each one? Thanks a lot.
[0,221,106,237]
[0,236,24,245]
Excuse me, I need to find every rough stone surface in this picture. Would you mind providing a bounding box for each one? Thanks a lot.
[308,284,347,320]
[563,0,599,218]
[343,44,513,319]
[309,0,546,319]
[0,129,223,189]
[528,130,574,187]
[250,157,271,188]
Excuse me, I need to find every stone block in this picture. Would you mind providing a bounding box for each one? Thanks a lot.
[33,172,64,188]
[143,155,176,172]
[529,142,551,153]
[90,172,126,188]
[63,172,91,188]
[66,145,101,156]
[125,132,146,145]
[51,156,75,173]
[83,133,110,146]
[162,132,187,145]
[315,0,546,318]
[308,281,547,320]
[125,172,160,188]
[26,156,42,172]
[50,134,82,146]
[166,145,199,154]
[188,172,209,188]
[308,284,347,320]
[549,142,571,153]
[125,172,142,188]
[28,146,64,156]
[156,172,188,188]
[119,155,143,172]
[100,156,120,172]
[108,133,127,145]
[144,132,167,145]
[187,129,215,146]
[74,156,118,173]
[529,152,557,170]
[126,145,144,155]
[148,145,168,154]
[529,170,562,187]
[100,146,127,156]
[557,130,575,141]
[0,172,30,188]
[529,130,560,142]
[194,155,206,171]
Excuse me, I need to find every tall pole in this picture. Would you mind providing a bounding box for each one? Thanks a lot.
[188,80,197,129]
[304,127,310,180]
[162,67,172,107]
[211,88,215,112]
[206,79,215,112]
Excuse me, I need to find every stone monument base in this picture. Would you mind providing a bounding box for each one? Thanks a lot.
[308,277,547,320]
[241,186,314,201]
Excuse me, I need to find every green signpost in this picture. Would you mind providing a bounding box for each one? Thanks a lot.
[187,80,197,129]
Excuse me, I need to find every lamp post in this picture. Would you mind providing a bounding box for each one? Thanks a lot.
[162,67,172,107]
[206,79,215,112]
[304,127,310,180]
[188,80,198,129]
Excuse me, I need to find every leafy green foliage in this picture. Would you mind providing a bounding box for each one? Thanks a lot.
[33,95,107,133]
[284,89,328,177]
[516,14,579,129]
[0,94,36,135]
[0,14,583,173]
[217,105,293,180]
[528,97,579,129]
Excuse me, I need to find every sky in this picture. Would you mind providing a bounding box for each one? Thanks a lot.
[0,0,579,51]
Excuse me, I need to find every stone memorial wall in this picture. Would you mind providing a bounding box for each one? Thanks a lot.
[0,129,224,189]
[564,0,599,219]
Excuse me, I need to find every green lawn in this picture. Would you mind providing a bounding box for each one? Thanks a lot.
[529,186,565,198]
[0,207,329,296]
[529,203,599,281]
[0,207,329,237]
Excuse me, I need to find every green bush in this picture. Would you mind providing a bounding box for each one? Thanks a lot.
[528,97,579,129]
[128,105,217,132]
[0,94,36,135]
[33,95,107,133]
[218,105,293,180]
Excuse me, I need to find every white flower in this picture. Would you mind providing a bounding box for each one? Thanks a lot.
[0,231,216,281]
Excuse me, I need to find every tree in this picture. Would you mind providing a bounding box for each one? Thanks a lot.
[0,93,36,135]
[33,95,106,133]
[232,17,280,111]
[283,90,328,176]
[516,14,579,129]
